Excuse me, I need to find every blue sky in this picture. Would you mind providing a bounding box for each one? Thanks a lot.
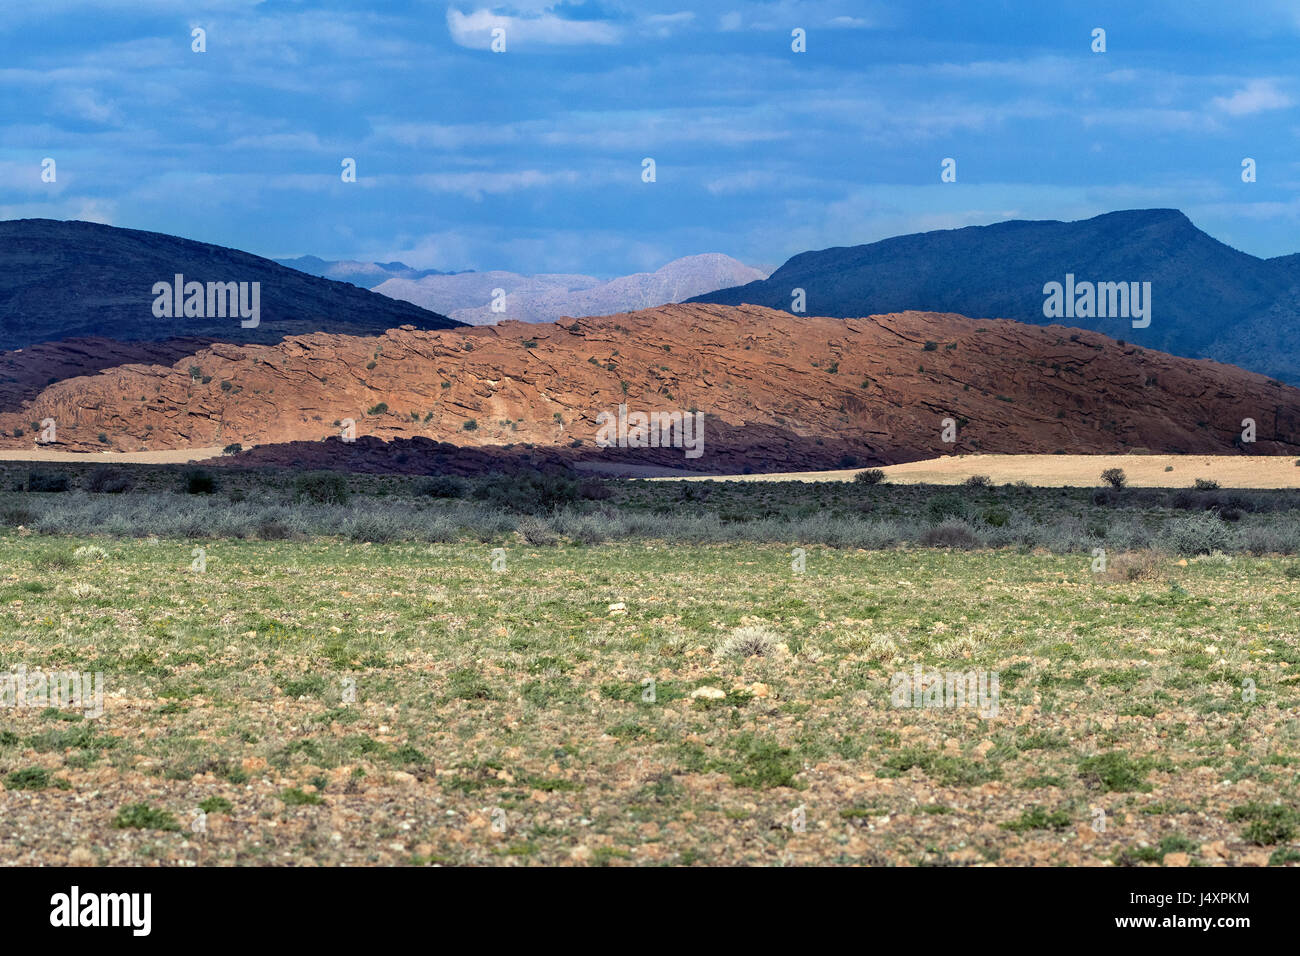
[2,0,1299,276]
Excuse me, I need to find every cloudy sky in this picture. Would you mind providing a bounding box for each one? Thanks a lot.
[2,0,1299,275]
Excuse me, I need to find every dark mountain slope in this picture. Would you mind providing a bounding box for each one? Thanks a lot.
[691,209,1300,382]
[0,219,461,350]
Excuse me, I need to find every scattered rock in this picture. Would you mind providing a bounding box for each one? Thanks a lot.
[690,687,725,700]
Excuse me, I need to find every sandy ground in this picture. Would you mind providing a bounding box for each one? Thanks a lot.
[0,446,224,464]
[3,446,1299,488]
[659,454,1300,488]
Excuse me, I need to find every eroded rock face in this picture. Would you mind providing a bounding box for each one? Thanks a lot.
[4,303,1299,473]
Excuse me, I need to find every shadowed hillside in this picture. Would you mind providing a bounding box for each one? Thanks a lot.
[0,219,461,350]
[691,209,1300,383]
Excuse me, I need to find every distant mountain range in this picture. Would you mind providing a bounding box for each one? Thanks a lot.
[374,253,767,324]
[691,209,1300,383]
[0,219,459,350]
[272,255,471,288]
[375,270,601,323]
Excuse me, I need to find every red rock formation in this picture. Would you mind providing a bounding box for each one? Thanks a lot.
[3,304,1298,472]
[0,337,214,413]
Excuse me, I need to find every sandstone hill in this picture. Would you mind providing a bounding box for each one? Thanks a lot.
[3,304,1298,474]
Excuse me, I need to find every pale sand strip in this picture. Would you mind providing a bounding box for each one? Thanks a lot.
[3,448,1298,489]
[0,447,225,464]
[647,454,1300,488]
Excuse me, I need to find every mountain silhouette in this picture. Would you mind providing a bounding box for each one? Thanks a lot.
[690,209,1300,382]
[0,219,460,350]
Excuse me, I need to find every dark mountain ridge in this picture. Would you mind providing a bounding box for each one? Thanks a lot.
[691,209,1300,382]
[0,219,461,350]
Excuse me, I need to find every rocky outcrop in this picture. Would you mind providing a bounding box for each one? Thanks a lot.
[4,303,1299,473]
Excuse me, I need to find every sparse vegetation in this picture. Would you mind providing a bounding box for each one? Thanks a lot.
[0,461,1296,866]
[25,470,69,493]
[715,625,780,658]
[112,803,181,831]
[417,475,467,498]
[84,468,133,494]
[180,468,217,495]
[294,471,350,505]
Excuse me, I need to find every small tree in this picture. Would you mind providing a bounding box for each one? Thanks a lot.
[294,471,350,505]
[854,468,885,485]
[1101,467,1127,490]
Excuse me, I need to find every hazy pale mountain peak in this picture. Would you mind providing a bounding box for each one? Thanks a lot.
[377,253,768,325]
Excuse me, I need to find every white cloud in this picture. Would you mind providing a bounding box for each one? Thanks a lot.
[644,11,695,37]
[409,169,585,200]
[0,159,63,193]
[446,7,623,49]
[369,120,525,150]
[704,170,784,195]
[1080,107,1212,133]
[372,109,788,152]
[1210,79,1292,116]
[74,198,117,223]
[715,2,883,33]
[61,88,123,125]
[381,226,668,275]
[0,197,117,224]
[227,132,325,152]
